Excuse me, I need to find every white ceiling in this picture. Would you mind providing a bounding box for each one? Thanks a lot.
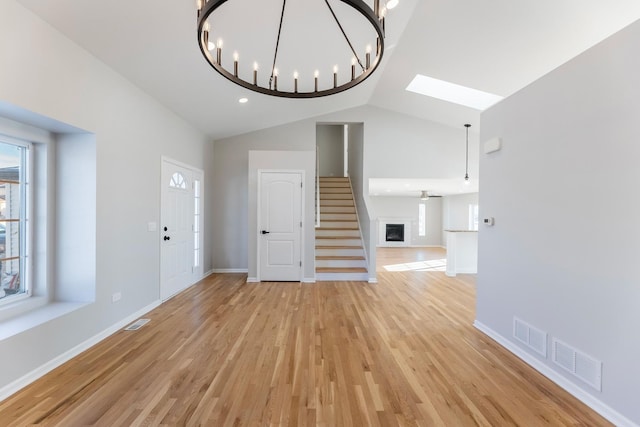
[17,0,640,198]
[16,0,640,142]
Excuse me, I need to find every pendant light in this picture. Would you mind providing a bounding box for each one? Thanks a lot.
[464,123,471,184]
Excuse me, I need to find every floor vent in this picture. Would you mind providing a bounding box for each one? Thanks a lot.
[552,338,602,391]
[513,317,547,357]
[124,318,150,331]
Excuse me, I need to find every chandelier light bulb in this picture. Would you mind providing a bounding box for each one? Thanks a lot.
[233,51,239,61]
[207,41,215,51]
[314,70,319,78]
[203,21,210,32]
[386,0,399,9]
[366,44,372,54]
[217,39,223,49]
[293,71,299,79]
[253,62,258,71]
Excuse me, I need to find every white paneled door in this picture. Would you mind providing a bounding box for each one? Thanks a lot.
[259,171,302,281]
[161,159,202,300]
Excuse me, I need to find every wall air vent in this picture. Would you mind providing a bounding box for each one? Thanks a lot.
[124,319,150,331]
[552,338,602,391]
[513,317,547,357]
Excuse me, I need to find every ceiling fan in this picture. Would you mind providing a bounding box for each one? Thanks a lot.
[420,190,442,200]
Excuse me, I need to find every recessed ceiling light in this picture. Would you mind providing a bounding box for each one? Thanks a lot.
[238,97,248,104]
[386,0,399,9]
[406,74,503,110]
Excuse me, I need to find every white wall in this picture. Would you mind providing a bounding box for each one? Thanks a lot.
[442,193,478,246]
[346,123,376,282]
[212,120,315,271]
[370,196,443,246]
[0,0,213,393]
[212,105,475,271]
[478,20,640,426]
[316,124,344,177]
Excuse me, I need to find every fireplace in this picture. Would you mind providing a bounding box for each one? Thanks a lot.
[379,218,411,247]
[385,224,405,242]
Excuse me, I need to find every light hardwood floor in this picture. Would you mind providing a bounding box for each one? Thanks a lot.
[0,252,610,426]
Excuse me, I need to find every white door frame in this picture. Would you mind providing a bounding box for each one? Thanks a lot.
[256,169,305,282]
[160,156,204,300]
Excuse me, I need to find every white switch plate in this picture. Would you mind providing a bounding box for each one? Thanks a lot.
[148,222,157,232]
[112,292,122,303]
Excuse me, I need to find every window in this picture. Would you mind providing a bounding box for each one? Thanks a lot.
[170,172,187,189]
[193,179,201,268]
[418,202,426,236]
[469,204,479,231]
[0,140,30,304]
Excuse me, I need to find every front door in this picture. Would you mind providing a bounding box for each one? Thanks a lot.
[258,171,302,281]
[161,159,198,300]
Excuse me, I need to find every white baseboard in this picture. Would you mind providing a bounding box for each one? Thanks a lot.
[0,300,161,402]
[212,268,248,273]
[203,269,214,278]
[301,277,316,283]
[474,320,639,427]
[246,277,259,283]
[368,277,378,284]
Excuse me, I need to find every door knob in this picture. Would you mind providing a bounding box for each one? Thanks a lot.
[164,236,170,241]
[261,230,270,234]
[164,226,168,232]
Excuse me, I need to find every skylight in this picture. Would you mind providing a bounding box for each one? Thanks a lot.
[406,74,503,110]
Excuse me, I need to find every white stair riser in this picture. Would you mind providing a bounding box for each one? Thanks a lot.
[320,186,351,193]
[315,229,360,237]
[320,206,356,213]
[320,194,352,200]
[316,272,369,281]
[320,188,351,194]
[316,259,367,268]
[316,248,364,257]
[321,213,357,220]
[316,238,362,246]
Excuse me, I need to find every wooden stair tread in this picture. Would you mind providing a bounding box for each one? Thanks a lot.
[320,219,357,222]
[316,245,363,249]
[316,227,359,230]
[316,236,361,240]
[316,256,365,260]
[316,267,368,273]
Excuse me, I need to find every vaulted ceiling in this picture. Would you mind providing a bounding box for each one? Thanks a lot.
[17,1,640,141]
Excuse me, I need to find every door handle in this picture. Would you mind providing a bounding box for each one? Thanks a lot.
[261,230,270,234]
[164,236,170,241]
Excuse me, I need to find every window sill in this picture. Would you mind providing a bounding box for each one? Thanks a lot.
[0,300,89,341]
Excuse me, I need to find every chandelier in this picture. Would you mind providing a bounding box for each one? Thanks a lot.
[196,0,389,98]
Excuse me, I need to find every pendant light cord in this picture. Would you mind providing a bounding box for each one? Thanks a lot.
[269,0,288,89]
[464,124,471,180]
[325,0,366,72]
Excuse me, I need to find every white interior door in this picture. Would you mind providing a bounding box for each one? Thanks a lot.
[259,171,302,281]
[161,160,195,300]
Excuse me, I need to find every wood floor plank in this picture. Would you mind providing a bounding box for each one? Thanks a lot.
[0,265,612,426]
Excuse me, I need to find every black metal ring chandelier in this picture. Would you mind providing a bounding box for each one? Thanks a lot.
[196,0,386,98]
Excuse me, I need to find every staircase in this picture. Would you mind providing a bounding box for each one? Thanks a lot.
[315,177,369,281]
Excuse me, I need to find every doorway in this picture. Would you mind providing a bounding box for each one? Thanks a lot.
[257,171,303,281]
[160,158,203,300]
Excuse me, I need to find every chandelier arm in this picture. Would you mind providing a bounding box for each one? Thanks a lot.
[269,0,288,89]
[324,0,366,72]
